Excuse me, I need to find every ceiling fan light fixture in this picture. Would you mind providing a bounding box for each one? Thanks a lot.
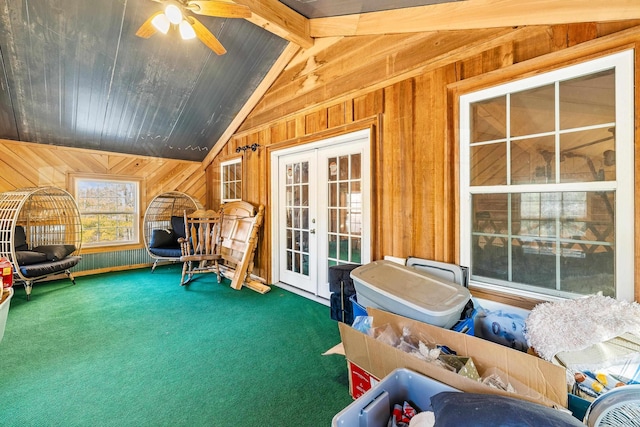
[165,4,183,25]
[179,20,196,40]
[136,0,247,54]
[151,13,170,34]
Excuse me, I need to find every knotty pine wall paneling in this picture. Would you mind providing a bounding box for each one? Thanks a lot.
[208,23,640,302]
[381,80,415,259]
[0,139,206,275]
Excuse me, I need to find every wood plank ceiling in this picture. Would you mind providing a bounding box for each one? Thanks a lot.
[0,0,289,162]
[0,0,638,162]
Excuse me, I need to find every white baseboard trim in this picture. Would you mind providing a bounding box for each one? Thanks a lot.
[273,282,330,307]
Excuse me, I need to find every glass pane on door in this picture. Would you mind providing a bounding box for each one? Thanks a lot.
[284,161,310,276]
[327,154,362,267]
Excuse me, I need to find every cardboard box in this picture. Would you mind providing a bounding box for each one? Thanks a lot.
[347,361,379,399]
[338,307,568,408]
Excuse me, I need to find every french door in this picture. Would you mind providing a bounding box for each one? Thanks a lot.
[272,130,371,300]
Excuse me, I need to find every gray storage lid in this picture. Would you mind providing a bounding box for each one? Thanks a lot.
[351,260,470,316]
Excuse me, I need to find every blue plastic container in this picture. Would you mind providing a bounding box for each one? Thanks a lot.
[451,309,476,335]
[350,294,367,318]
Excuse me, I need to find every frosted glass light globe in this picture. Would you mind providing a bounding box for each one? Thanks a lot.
[165,5,183,25]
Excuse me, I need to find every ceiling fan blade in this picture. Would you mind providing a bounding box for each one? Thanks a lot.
[186,1,251,18]
[135,11,162,38]
[189,16,227,55]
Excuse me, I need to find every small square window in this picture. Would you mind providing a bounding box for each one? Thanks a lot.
[73,177,140,247]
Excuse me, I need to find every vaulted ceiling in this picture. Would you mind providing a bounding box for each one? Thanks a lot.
[0,0,636,162]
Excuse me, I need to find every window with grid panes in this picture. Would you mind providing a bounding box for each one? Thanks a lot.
[327,153,362,267]
[459,50,634,301]
[74,177,140,247]
[221,158,242,203]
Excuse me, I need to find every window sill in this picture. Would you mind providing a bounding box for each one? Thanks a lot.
[80,243,144,254]
[469,283,562,311]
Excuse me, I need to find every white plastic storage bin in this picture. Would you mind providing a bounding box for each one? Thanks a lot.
[0,287,13,343]
[405,257,468,287]
[332,368,459,427]
[350,260,470,329]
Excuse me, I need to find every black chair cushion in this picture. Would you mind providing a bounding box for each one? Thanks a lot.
[171,216,186,240]
[32,244,76,261]
[148,247,182,258]
[149,229,177,248]
[14,226,28,251]
[14,251,48,266]
[19,256,82,278]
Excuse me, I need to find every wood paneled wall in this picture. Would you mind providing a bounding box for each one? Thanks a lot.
[208,21,640,303]
[0,138,206,255]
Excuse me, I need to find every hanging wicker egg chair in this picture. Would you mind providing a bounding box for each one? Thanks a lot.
[0,186,82,300]
[143,191,204,271]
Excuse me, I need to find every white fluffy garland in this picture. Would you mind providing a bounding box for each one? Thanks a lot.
[524,295,640,361]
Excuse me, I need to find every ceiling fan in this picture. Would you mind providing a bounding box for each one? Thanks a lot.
[136,0,251,55]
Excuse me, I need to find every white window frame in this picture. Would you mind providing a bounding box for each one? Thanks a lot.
[220,158,242,204]
[459,50,635,301]
[73,176,141,248]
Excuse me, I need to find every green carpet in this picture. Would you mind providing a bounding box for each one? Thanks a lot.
[0,265,353,426]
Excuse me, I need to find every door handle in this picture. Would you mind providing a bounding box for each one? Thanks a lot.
[310,229,316,234]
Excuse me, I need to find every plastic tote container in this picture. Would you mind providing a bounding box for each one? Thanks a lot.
[350,294,367,318]
[350,260,471,329]
[0,287,13,343]
[332,368,459,427]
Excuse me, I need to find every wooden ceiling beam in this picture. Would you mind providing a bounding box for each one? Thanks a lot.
[309,0,640,37]
[234,0,314,49]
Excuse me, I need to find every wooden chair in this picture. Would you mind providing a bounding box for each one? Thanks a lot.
[217,201,268,294]
[178,209,222,286]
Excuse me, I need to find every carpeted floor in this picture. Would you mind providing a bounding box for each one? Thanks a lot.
[0,265,353,426]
